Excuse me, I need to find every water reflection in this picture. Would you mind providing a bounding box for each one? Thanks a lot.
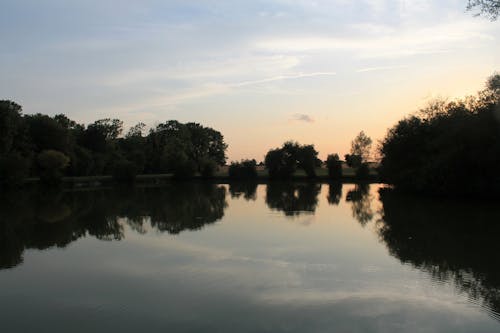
[265,182,321,217]
[2,182,500,326]
[378,188,500,320]
[346,183,374,226]
[327,181,342,205]
[229,181,258,201]
[0,183,227,270]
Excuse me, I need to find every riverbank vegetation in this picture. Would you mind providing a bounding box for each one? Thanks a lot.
[0,101,375,187]
[378,73,500,195]
[1,73,498,195]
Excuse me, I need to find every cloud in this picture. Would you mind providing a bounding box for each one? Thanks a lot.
[232,72,337,87]
[254,20,494,58]
[356,65,408,73]
[293,113,314,123]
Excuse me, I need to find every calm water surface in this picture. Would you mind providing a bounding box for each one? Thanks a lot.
[1,182,499,332]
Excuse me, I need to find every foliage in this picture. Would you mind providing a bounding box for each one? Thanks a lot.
[264,141,320,179]
[378,73,500,195]
[0,153,30,188]
[113,160,138,183]
[228,159,258,179]
[467,0,500,20]
[350,131,372,163]
[145,120,227,175]
[0,101,25,155]
[200,159,217,178]
[344,154,362,168]
[37,150,70,185]
[355,163,370,180]
[326,154,342,179]
[0,102,229,185]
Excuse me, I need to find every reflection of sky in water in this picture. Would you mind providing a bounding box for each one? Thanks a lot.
[0,184,499,332]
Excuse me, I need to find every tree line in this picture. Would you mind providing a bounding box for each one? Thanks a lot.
[2,72,498,195]
[0,105,228,186]
[0,100,374,187]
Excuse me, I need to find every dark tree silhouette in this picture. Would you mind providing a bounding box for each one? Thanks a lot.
[467,0,500,20]
[228,159,258,179]
[265,141,320,179]
[378,74,500,195]
[326,154,342,179]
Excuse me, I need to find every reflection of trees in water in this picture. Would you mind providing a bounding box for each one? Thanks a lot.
[378,189,500,320]
[327,182,342,205]
[346,183,373,226]
[0,183,227,270]
[229,182,258,201]
[265,182,321,217]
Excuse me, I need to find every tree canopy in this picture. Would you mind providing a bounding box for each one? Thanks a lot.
[378,73,500,195]
[467,0,500,20]
[0,103,228,187]
[264,141,320,179]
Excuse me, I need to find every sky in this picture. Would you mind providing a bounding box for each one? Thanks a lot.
[1,0,499,161]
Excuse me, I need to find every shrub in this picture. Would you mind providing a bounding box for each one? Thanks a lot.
[228,159,257,179]
[37,150,70,185]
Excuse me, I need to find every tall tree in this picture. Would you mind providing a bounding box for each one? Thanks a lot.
[350,131,372,163]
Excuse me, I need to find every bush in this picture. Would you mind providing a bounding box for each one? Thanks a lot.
[37,150,70,185]
[326,154,342,179]
[344,154,362,168]
[0,153,30,188]
[113,160,137,183]
[228,159,257,179]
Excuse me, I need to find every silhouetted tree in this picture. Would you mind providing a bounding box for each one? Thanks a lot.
[265,141,320,179]
[37,150,70,185]
[326,154,342,179]
[344,154,362,169]
[379,74,500,195]
[0,153,30,188]
[350,131,372,163]
[228,159,258,179]
[467,0,500,20]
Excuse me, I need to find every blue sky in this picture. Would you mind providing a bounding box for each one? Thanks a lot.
[1,0,499,160]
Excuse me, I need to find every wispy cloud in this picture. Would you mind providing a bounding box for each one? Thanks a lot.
[232,72,337,87]
[255,20,494,58]
[356,65,408,73]
[292,113,314,123]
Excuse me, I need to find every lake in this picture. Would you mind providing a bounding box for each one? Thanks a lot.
[1,182,499,332]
